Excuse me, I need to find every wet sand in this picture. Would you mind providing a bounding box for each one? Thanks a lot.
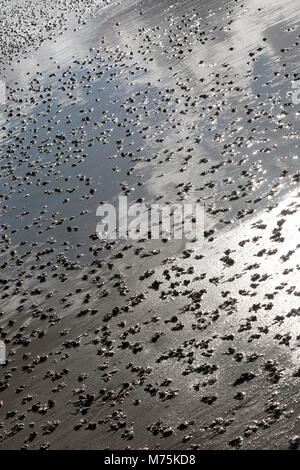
[0,0,299,450]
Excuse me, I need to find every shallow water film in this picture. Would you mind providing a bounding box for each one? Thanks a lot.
[0,0,299,450]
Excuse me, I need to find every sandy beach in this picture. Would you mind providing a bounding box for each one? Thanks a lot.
[0,0,299,450]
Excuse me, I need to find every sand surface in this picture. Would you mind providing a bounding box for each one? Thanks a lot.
[0,0,299,450]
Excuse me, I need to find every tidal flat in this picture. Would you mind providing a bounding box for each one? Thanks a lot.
[0,0,299,450]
